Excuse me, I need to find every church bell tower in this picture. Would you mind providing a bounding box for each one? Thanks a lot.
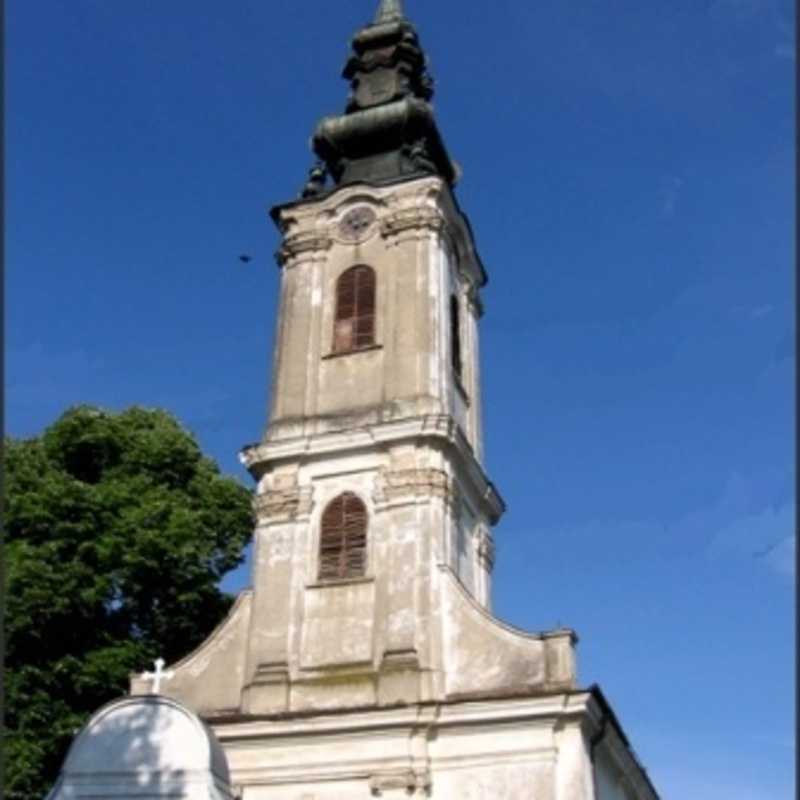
[134,0,576,717]
[237,0,524,712]
[132,0,577,716]
[131,4,659,798]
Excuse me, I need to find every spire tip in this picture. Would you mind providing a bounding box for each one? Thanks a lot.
[374,0,404,24]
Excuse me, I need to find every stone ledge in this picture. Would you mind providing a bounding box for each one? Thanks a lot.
[321,343,384,360]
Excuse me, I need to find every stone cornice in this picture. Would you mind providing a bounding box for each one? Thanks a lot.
[269,175,487,289]
[241,414,505,524]
[211,692,580,738]
[212,691,623,793]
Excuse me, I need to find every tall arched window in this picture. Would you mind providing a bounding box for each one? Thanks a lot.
[318,492,368,580]
[333,265,375,353]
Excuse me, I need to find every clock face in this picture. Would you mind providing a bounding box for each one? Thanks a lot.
[339,206,376,241]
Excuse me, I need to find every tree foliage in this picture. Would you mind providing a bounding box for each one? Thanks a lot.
[5,406,254,799]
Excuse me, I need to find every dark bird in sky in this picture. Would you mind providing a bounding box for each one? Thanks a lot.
[239,254,253,263]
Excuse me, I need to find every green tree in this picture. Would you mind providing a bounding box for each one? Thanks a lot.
[4,406,254,799]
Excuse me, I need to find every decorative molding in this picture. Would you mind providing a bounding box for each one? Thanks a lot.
[242,413,505,525]
[253,486,313,522]
[379,207,446,241]
[271,173,488,286]
[276,232,333,266]
[373,467,454,507]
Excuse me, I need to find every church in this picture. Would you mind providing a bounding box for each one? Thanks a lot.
[51,2,659,798]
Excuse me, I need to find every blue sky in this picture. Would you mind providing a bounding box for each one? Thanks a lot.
[7,1,794,797]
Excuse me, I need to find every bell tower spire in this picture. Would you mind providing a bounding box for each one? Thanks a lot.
[308,0,456,189]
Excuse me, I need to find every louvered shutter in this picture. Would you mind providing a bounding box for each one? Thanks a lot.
[354,267,375,347]
[334,266,375,352]
[319,492,368,580]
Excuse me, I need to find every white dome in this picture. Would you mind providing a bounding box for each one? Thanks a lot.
[48,695,232,800]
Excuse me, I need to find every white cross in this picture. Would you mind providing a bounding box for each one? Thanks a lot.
[141,658,174,694]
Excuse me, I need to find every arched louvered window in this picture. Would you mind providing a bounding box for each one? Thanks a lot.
[318,492,368,581]
[333,266,376,353]
[450,294,463,380]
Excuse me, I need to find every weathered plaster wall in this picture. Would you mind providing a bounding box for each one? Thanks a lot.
[211,694,656,800]
[438,567,575,699]
[130,593,252,715]
[265,178,485,458]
